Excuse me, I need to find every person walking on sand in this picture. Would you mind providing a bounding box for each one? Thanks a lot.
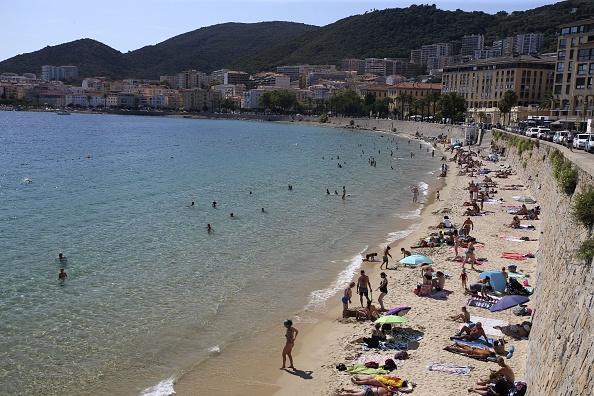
[462,217,474,236]
[207,223,214,233]
[460,268,468,290]
[342,186,346,200]
[280,319,298,369]
[380,246,392,270]
[342,282,356,318]
[453,229,460,259]
[411,186,419,203]
[436,190,440,201]
[376,272,388,311]
[357,270,372,307]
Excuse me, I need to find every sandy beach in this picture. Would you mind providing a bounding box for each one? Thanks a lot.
[272,126,538,396]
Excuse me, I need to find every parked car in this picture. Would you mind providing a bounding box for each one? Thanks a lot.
[526,127,540,138]
[553,131,569,144]
[573,133,591,150]
[544,131,556,141]
[537,128,551,139]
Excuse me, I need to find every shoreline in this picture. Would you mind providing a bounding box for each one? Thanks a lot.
[172,123,458,396]
[272,133,456,396]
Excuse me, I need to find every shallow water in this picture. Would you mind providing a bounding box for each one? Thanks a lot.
[0,112,441,395]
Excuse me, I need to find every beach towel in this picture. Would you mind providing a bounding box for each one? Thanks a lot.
[507,272,527,279]
[466,298,495,310]
[385,306,411,316]
[416,289,453,299]
[452,337,495,348]
[391,328,424,343]
[459,316,508,337]
[345,364,391,375]
[453,256,485,265]
[501,252,528,261]
[426,362,472,376]
[363,340,409,351]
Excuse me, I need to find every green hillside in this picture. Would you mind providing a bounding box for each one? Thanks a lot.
[0,0,593,80]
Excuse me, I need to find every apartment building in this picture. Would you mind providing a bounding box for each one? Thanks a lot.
[251,72,291,88]
[442,54,555,123]
[552,17,594,124]
[461,35,484,56]
[387,82,441,116]
[41,65,79,81]
[341,59,366,74]
[515,33,544,55]
[210,69,250,87]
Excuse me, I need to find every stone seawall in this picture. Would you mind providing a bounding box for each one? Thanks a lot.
[493,131,594,395]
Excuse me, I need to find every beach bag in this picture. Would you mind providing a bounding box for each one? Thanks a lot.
[336,363,347,371]
[394,351,409,359]
[383,358,397,371]
[513,306,531,316]
[365,362,379,368]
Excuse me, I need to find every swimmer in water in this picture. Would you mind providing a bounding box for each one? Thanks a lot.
[190,202,195,207]
[58,268,67,284]
[212,201,217,208]
[262,208,266,213]
[207,224,214,233]
[57,253,67,262]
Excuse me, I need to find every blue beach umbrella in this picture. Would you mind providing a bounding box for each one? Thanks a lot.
[399,254,433,266]
[489,295,530,312]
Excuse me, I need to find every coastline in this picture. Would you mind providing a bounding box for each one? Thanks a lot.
[270,127,537,396]
[172,121,459,396]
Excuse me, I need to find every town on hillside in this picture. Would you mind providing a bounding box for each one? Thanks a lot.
[1,18,593,133]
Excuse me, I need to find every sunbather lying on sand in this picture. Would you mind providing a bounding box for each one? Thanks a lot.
[444,343,495,360]
[468,378,511,396]
[336,386,389,396]
[351,375,407,388]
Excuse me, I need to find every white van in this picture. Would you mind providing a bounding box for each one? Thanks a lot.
[573,133,591,150]
[526,127,539,138]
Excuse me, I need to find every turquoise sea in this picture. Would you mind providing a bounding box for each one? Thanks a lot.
[0,112,441,395]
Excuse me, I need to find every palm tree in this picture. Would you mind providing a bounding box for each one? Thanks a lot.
[396,92,408,120]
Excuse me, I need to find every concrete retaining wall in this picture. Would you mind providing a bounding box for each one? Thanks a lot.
[494,132,594,395]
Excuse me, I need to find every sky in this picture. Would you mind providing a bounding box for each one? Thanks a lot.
[2,0,561,62]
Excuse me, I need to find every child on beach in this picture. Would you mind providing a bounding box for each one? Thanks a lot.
[460,268,468,289]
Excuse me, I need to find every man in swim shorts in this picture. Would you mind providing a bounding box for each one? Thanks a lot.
[342,282,356,318]
[380,246,392,270]
[357,270,372,307]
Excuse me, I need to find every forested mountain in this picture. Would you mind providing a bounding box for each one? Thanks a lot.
[1,0,593,80]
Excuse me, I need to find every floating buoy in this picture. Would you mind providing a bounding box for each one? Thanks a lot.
[87,154,91,158]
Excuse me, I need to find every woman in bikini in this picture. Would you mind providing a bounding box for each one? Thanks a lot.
[464,237,477,270]
[376,272,388,311]
[421,264,434,285]
[281,319,298,369]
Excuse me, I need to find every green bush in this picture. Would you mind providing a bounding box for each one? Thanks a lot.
[349,119,355,126]
[522,160,527,169]
[571,185,594,229]
[319,113,328,123]
[549,149,577,195]
[577,239,594,260]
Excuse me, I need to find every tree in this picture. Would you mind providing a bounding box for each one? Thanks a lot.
[328,89,363,117]
[499,89,518,125]
[220,98,236,112]
[539,89,553,111]
[437,92,467,123]
[258,90,298,114]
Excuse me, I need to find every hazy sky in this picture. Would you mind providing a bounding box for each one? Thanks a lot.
[2,0,560,62]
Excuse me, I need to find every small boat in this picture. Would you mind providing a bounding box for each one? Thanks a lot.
[56,110,71,115]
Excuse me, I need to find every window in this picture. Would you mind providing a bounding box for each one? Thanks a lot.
[560,38,567,48]
[571,27,578,34]
[557,62,565,72]
[569,61,574,71]
[561,28,569,35]
[571,38,577,47]
[576,78,586,89]
[588,77,593,89]
[558,50,566,60]
[555,74,563,83]
[578,63,588,75]
[590,63,594,74]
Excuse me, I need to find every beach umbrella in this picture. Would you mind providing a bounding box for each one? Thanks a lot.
[399,254,433,266]
[375,315,408,325]
[488,154,498,160]
[489,295,530,312]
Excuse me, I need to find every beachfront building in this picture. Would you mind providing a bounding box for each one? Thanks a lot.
[551,17,594,130]
[341,59,366,74]
[387,82,441,118]
[180,88,221,111]
[442,54,555,125]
